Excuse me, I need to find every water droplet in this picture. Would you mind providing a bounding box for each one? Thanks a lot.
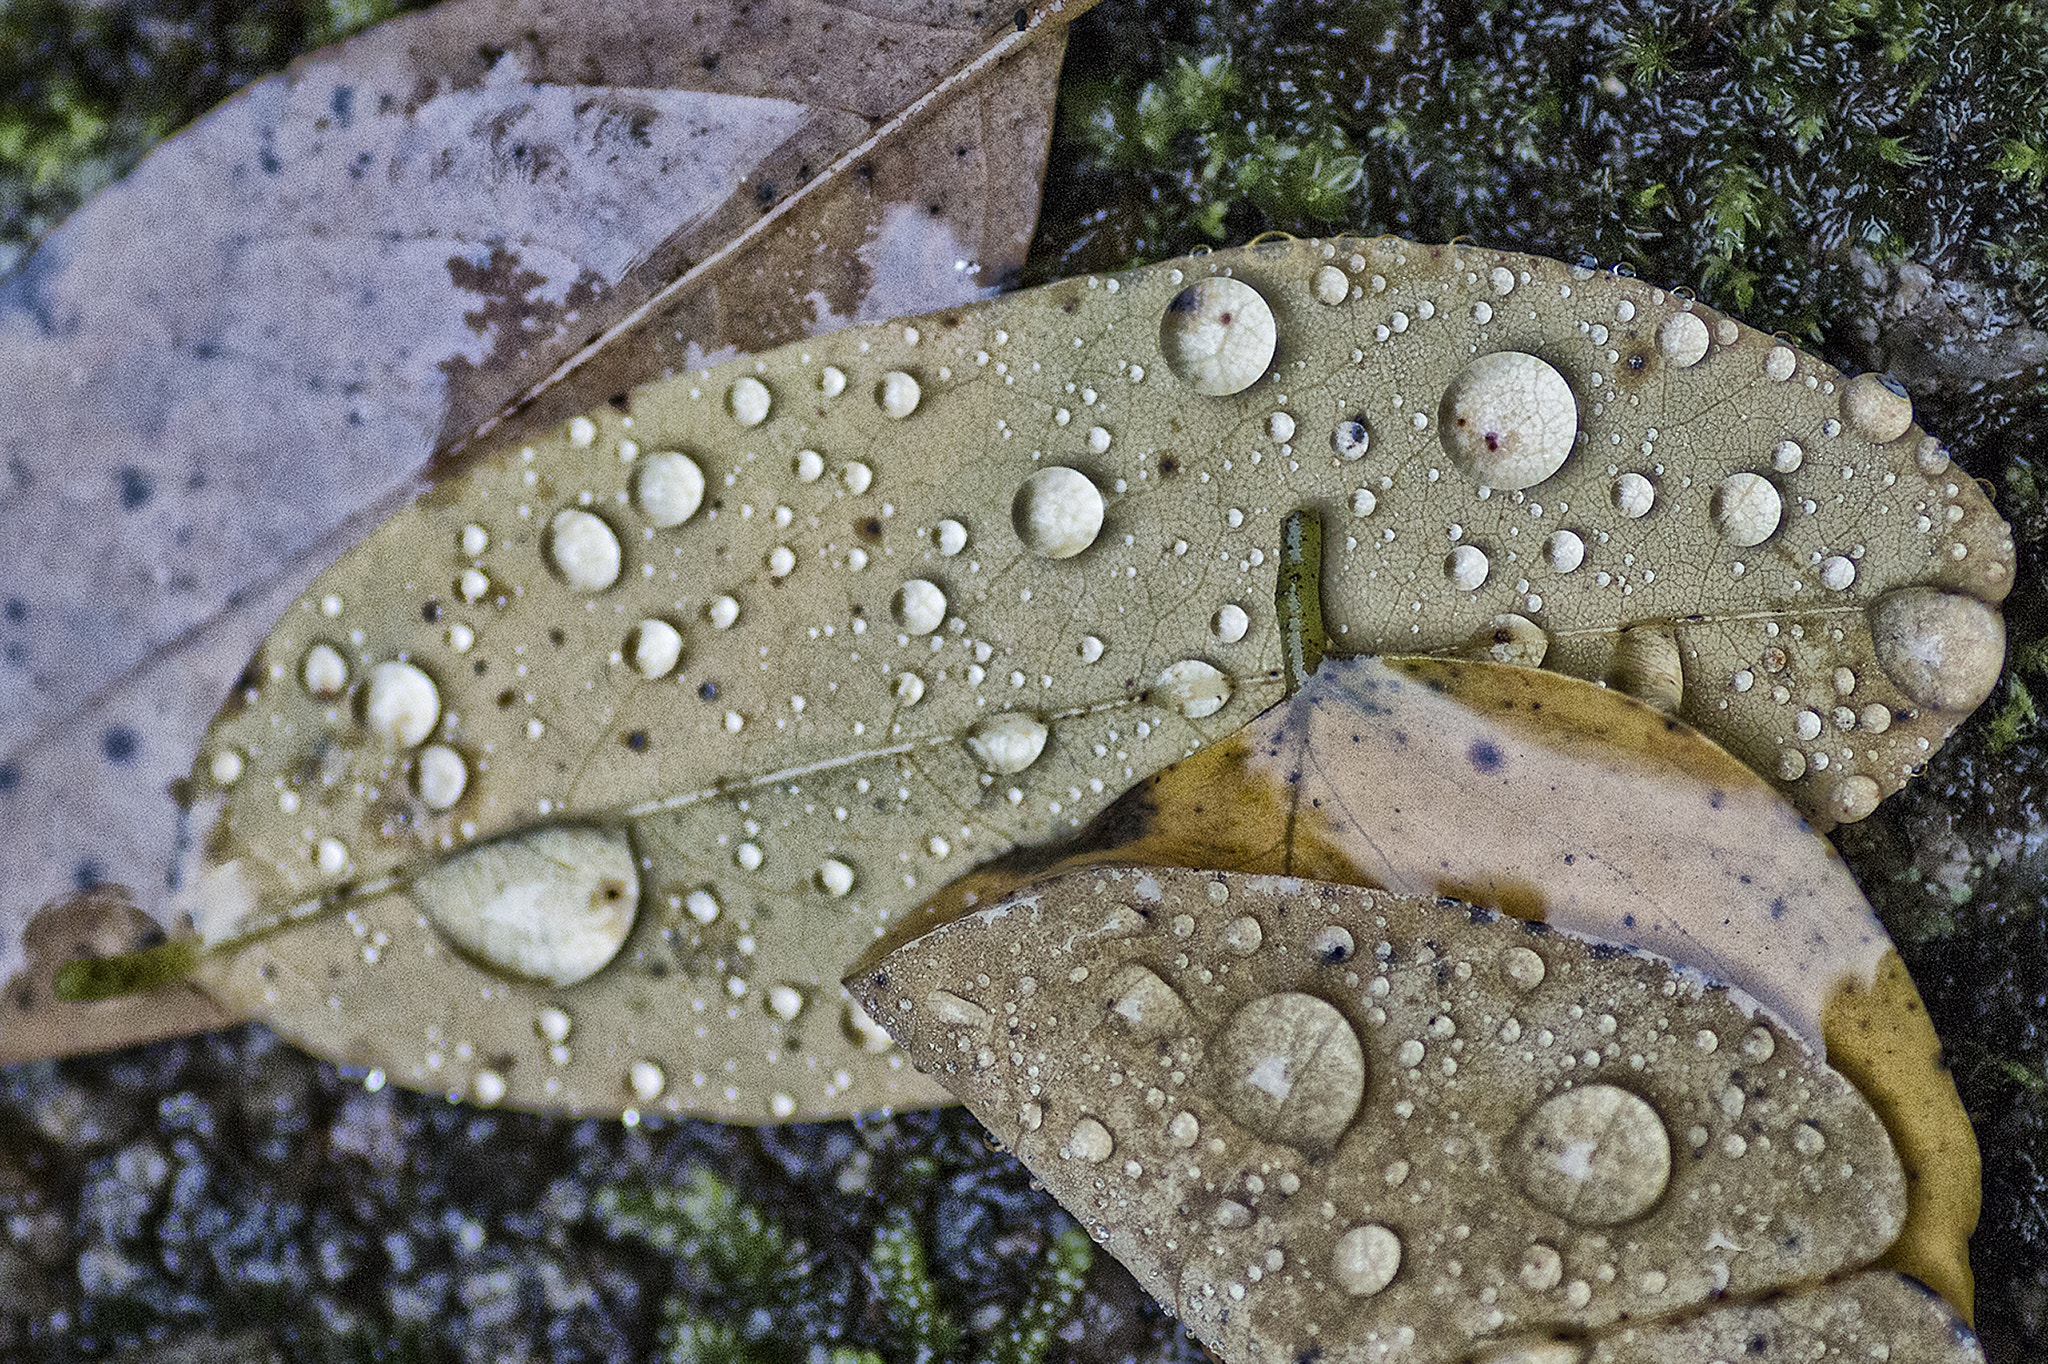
[611,618,678,681]
[936,519,968,555]
[1395,1038,1425,1068]
[1843,373,1913,443]
[1501,946,1546,990]
[895,671,925,706]
[1489,266,1516,295]
[877,371,921,419]
[735,842,763,871]
[819,366,846,398]
[1772,439,1804,473]
[1828,774,1882,824]
[415,743,468,810]
[729,376,771,426]
[301,643,349,697]
[634,452,705,527]
[1332,418,1371,461]
[1543,530,1585,573]
[794,449,825,482]
[364,661,440,747]
[816,858,856,897]
[766,545,797,578]
[1220,914,1263,955]
[1351,487,1377,517]
[1065,1116,1115,1163]
[1078,635,1104,664]
[209,748,244,785]
[1610,472,1655,519]
[841,461,874,494]
[1792,1121,1827,1156]
[1869,588,2007,711]
[1438,352,1578,491]
[1267,411,1296,443]
[1518,1242,1564,1291]
[768,985,806,1021]
[1159,277,1278,396]
[708,595,740,630]
[472,1070,506,1105]
[1607,624,1682,713]
[1459,614,1548,667]
[1012,467,1105,559]
[1213,603,1250,643]
[1711,473,1781,547]
[1313,265,1349,305]
[1103,964,1191,1042]
[457,568,490,603]
[316,837,349,876]
[685,889,720,924]
[1765,344,1797,381]
[1445,544,1490,591]
[1331,1224,1402,1297]
[1778,749,1807,781]
[844,999,894,1053]
[1656,311,1710,367]
[1513,1084,1671,1225]
[1742,1026,1776,1061]
[547,509,622,592]
[1819,555,1856,591]
[892,579,948,635]
[967,712,1050,773]
[535,1006,572,1045]
[1210,992,1365,1150]
[1154,659,1232,719]
[629,1059,666,1102]
[412,827,638,987]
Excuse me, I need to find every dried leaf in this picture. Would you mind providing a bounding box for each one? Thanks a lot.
[0,0,1083,1054]
[182,237,2011,1122]
[850,864,1984,1364]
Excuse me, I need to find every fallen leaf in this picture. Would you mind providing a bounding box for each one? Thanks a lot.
[179,236,2012,1123]
[850,864,1985,1364]
[0,0,1085,1055]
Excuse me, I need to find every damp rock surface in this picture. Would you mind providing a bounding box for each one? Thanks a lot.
[853,865,1974,1364]
[188,237,2012,1121]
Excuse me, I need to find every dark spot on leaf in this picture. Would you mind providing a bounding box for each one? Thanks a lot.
[1628,351,1647,371]
[0,763,17,793]
[700,52,721,71]
[421,601,442,623]
[1014,6,1027,29]
[101,727,139,765]
[118,467,155,511]
[496,689,516,708]
[755,181,777,208]
[548,629,565,647]
[1770,897,1789,920]
[3,598,23,623]
[856,517,884,542]
[1158,456,1180,476]
[1467,739,1505,774]
[73,858,105,891]
[698,681,720,701]
[623,730,649,751]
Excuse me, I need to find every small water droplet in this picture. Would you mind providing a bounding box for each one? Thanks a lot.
[1765,345,1797,381]
[892,579,948,635]
[1332,418,1371,461]
[1656,311,1710,367]
[1518,1242,1564,1292]
[1077,636,1104,663]
[316,837,349,876]
[767,985,806,1021]
[816,858,856,897]
[1445,544,1490,591]
[967,712,1050,773]
[1103,964,1191,1042]
[1819,555,1856,591]
[685,889,721,924]
[1712,473,1781,547]
[1501,946,1546,990]
[936,519,968,555]
[1168,1111,1201,1147]
[877,371,921,419]
[536,1006,572,1045]
[1772,439,1804,473]
[708,596,741,630]
[1313,265,1349,305]
[1012,467,1105,559]
[841,461,874,494]
[1543,529,1585,574]
[1213,603,1250,643]
[1159,277,1278,396]
[729,376,771,426]
[1331,1224,1402,1297]
[1611,472,1655,518]
[364,661,440,747]
[460,524,490,556]
[1267,411,1296,443]
[629,1059,666,1102]
[415,743,468,810]
[1065,1116,1115,1163]
[472,1070,506,1105]
[209,748,244,785]
[1154,659,1231,719]
[301,643,349,697]
[547,509,622,592]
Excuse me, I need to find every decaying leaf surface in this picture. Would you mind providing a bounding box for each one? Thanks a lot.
[881,653,1982,1314]
[851,865,1981,1364]
[184,236,2011,1123]
[0,0,1080,1052]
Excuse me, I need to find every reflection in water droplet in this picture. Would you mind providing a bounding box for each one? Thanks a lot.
[1210,992,1365,1149]
[1657,311,1710,367]
[1331,1223,1402,1297]
[967,712,1050,773]
[1438,352,1577,491]
[1012,467,1106,559]
[1159,277,1278,396]
[365,661,440,747]
[547,509,622,592]
[1514,1084,1671,1225]
[1333,419,1371,461]
[412,827,639,987]
[634,452,705,527]
[415,743,468,810]
[892,579,948,635]
[1712,472,1781,547]
[301,643,349,697]
[1155,659,1232,719]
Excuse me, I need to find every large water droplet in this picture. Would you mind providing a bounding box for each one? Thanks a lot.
[1065,1116,1115,1163]
[1210,992,1364,1150]
[1611,472,1655,519]
[1656,311,1710,367]
[1101,964,1190,1042]
[892,579,948,635]
[1459,614,1548,667]
[634,452,705,527]
[1445,544,1491,592]
[627,620,684,679]
[1843,373,1913,443]
[1513,1084,1671,1225]
[412,827,639,987]
[728,376,771,426]
[1012,467,1105,559]
[1711,472,1781,547]
[1159,277,1277,396]
[1438,352,1578,491]
[877,371,921,419]
[1330,1223,1402,1297]
[1869,588,2007,712]
[1606,624,1682,713]
[967,712,1050,773]
[364,661,440,747]
[547,509,622,592]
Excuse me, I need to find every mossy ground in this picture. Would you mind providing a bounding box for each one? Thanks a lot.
[3,0,2046,1359]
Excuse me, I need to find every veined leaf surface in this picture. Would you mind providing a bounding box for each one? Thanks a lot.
[187,236,2013,1121]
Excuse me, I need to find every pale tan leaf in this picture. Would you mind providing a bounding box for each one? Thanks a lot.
[182,236,2010,1123]
[0,0,1083,1057]
[849,864,1982,1364]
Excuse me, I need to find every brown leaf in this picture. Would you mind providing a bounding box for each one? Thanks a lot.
[0,0,1086,1058]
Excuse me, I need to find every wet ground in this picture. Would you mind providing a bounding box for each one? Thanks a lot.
[4,0,2047,1360]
